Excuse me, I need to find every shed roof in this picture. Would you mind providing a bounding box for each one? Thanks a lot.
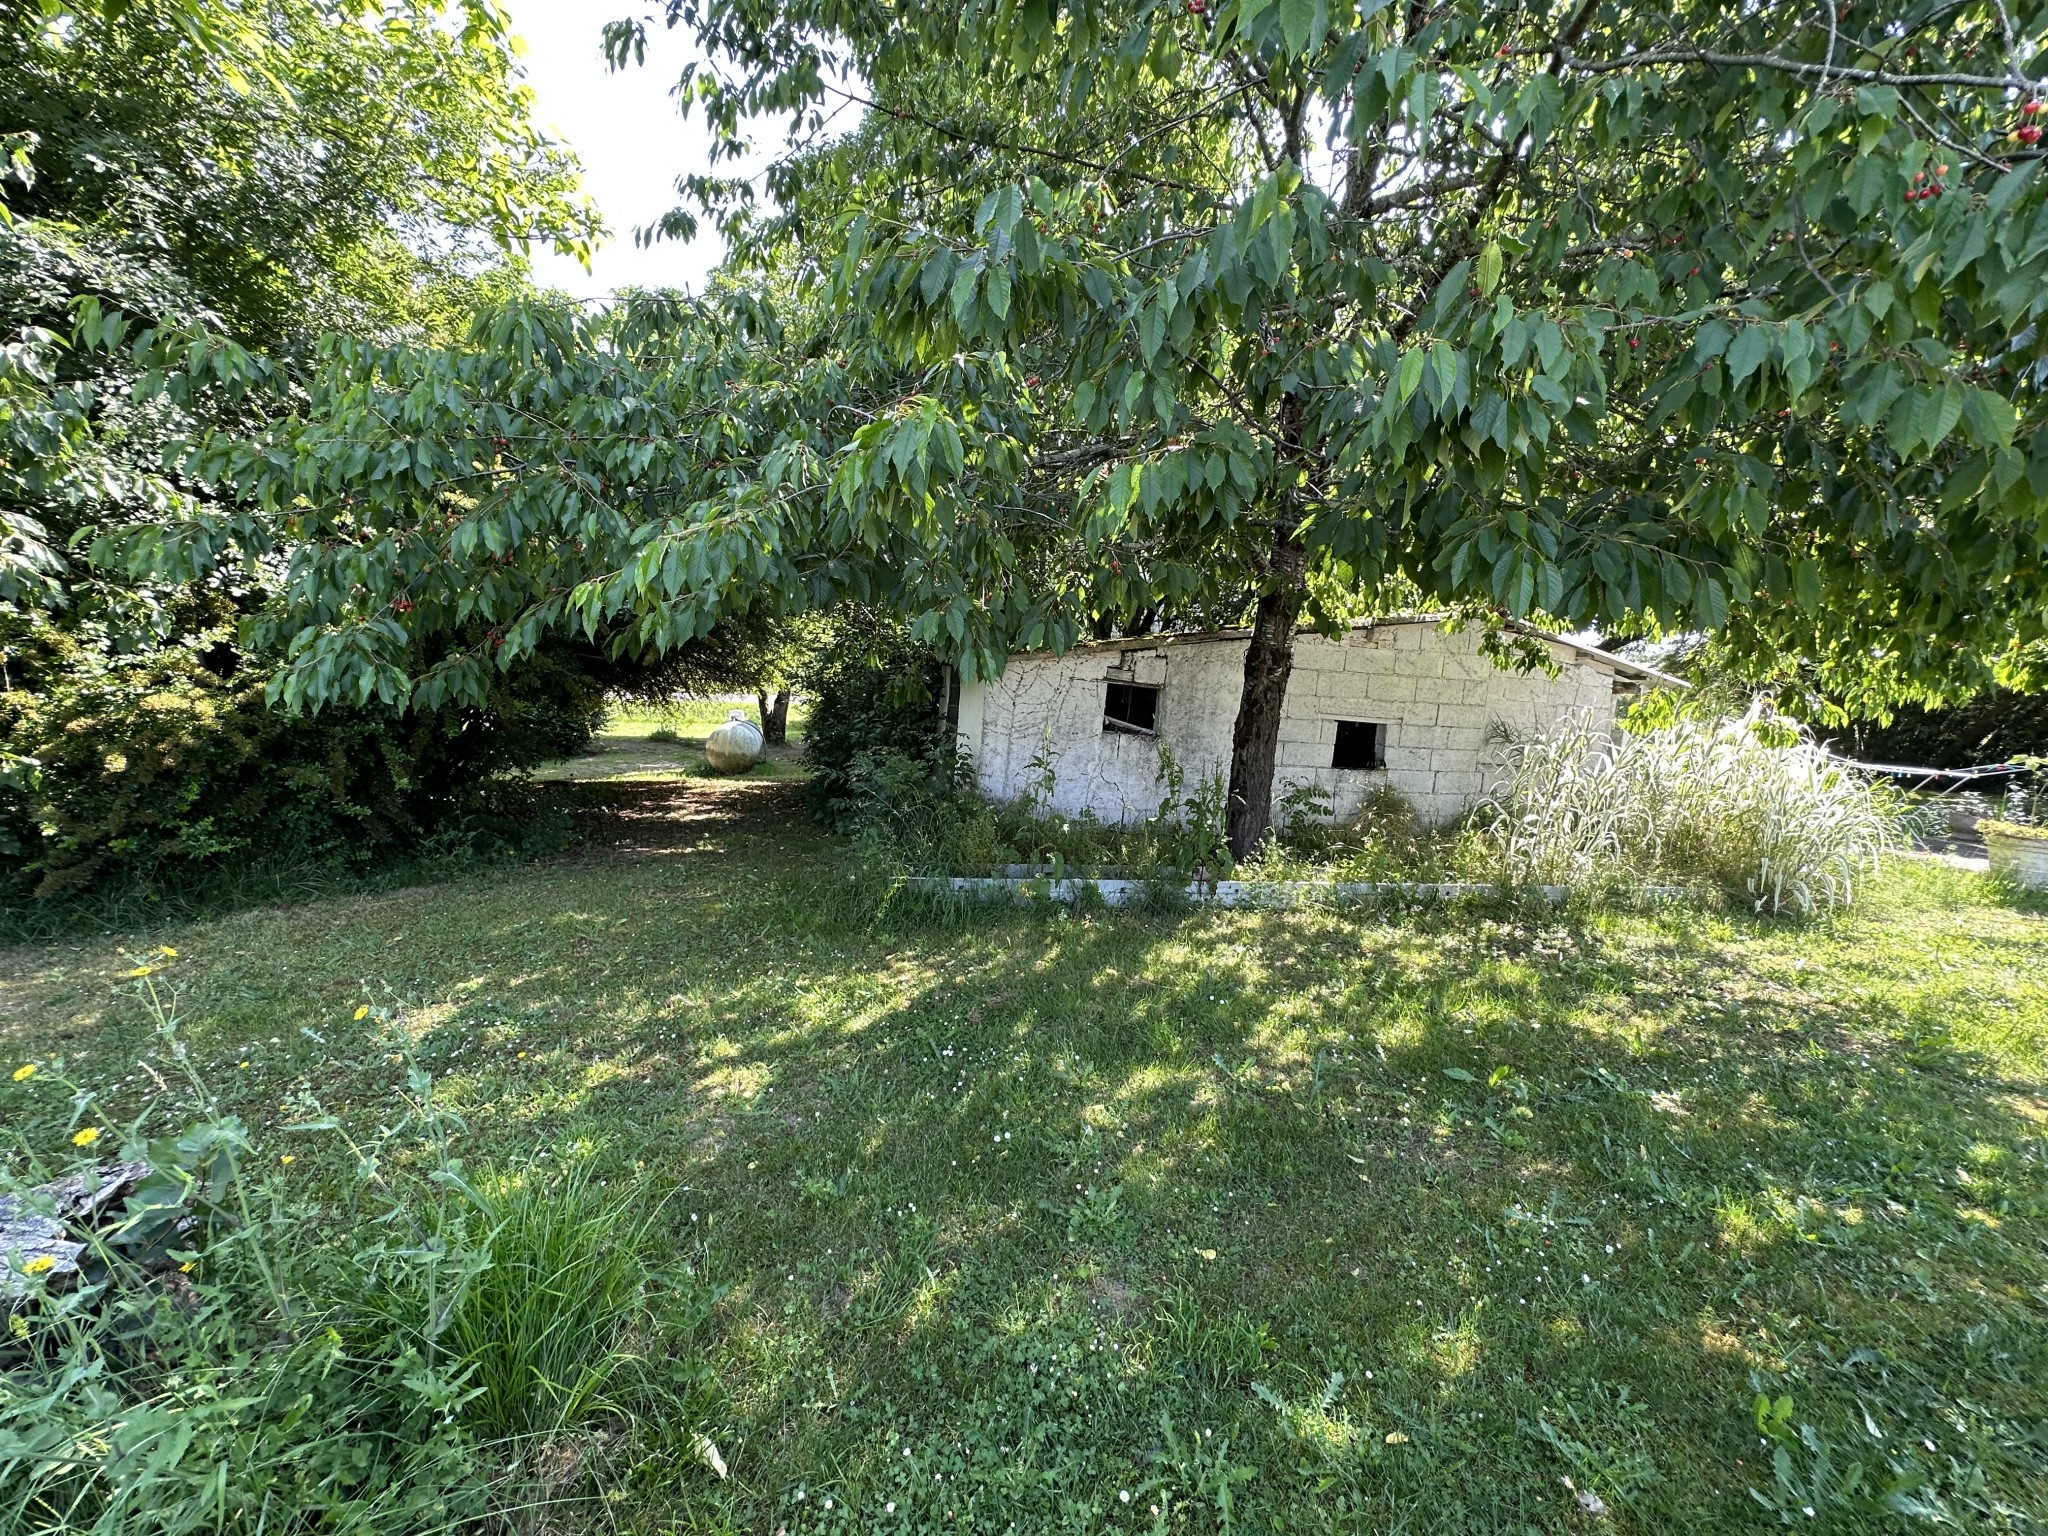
[1038,616,1685,688]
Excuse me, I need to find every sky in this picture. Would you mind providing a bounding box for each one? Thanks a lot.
[497,2,759,299]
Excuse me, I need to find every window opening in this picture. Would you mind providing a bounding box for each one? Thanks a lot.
[1332,720,1385,769]
[1103,681,1160,735]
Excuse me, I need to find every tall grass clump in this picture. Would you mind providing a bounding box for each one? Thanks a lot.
[407,1160,677,1446]
[1478,706,1893,912]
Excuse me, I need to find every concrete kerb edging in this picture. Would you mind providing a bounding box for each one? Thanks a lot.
[903,876,1699,907]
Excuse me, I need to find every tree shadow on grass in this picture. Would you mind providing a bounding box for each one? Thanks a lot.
[431,855,2048,1536]
[548,777,813,861]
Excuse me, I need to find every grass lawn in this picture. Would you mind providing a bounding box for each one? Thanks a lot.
[3,780,2045,1534]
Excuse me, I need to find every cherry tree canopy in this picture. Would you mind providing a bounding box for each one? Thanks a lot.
[108,0,2048,851]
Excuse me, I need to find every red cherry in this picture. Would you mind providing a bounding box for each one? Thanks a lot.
[2024,101,2042,117]
[2020,125,2044,145]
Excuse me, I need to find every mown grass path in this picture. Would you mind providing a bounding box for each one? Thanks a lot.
[4,781,2045,1534]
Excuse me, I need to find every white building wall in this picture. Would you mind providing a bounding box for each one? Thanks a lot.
[956,621,1633,827]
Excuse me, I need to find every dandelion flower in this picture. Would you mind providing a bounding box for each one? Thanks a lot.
[354,1005,369,1020]
[280,1154,295,1165]
[71,1127,100,1147]
[23,1255,56,1276]
[159,946,177,957]
[11,1064,34,1081]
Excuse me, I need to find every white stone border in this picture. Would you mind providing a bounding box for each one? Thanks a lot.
[905,876,1697,907]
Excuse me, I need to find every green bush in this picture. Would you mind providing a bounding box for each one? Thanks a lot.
[0,619,605,903]
[798,615,952,830]
[1,981,715,1534]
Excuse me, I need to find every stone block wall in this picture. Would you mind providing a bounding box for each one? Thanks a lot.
[958,620,1636,826]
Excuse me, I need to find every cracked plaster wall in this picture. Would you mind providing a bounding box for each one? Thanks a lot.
[956,622,1630,826]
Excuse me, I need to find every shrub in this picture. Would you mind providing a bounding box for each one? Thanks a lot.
[1979,818,2048,841]
[1478,706,1893,912]
[799,614,951,830]
[646,724,681,744]
[0,619,604,903]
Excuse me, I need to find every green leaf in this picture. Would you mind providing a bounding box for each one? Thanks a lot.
[1475,241,1501,297]
[949,262,980,325]
[1919,384,1963,453]
[1782,320,1814,399]
[1279,0,1316,57]
[1429,342,1458,407]
[1396,347,1425,404]
[1725,325,1769,386]
[1986,158,2040,220]
[1692,573,1728,631]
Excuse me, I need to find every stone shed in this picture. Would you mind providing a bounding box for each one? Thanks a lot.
[952,618,1677,827]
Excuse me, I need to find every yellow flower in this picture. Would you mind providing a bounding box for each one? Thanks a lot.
[11,1064,33,1082]
[71,1126,100,1147]
[158,946,177,957]
[23,1255,56,1276]
[354,1005,369,1020]
[122,965,154,978]
[280,1154,294,1165]
[237,1061,249,1070]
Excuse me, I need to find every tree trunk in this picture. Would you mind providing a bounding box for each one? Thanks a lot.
[758,687,791,746]
[1224,517,1308,860]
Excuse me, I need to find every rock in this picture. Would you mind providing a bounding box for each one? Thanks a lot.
[1,1161,150,1298]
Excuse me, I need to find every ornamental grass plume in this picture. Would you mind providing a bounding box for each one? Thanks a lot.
[1478,704,1892,913]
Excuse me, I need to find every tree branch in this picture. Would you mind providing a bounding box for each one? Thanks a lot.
[1557,46,2041,92]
